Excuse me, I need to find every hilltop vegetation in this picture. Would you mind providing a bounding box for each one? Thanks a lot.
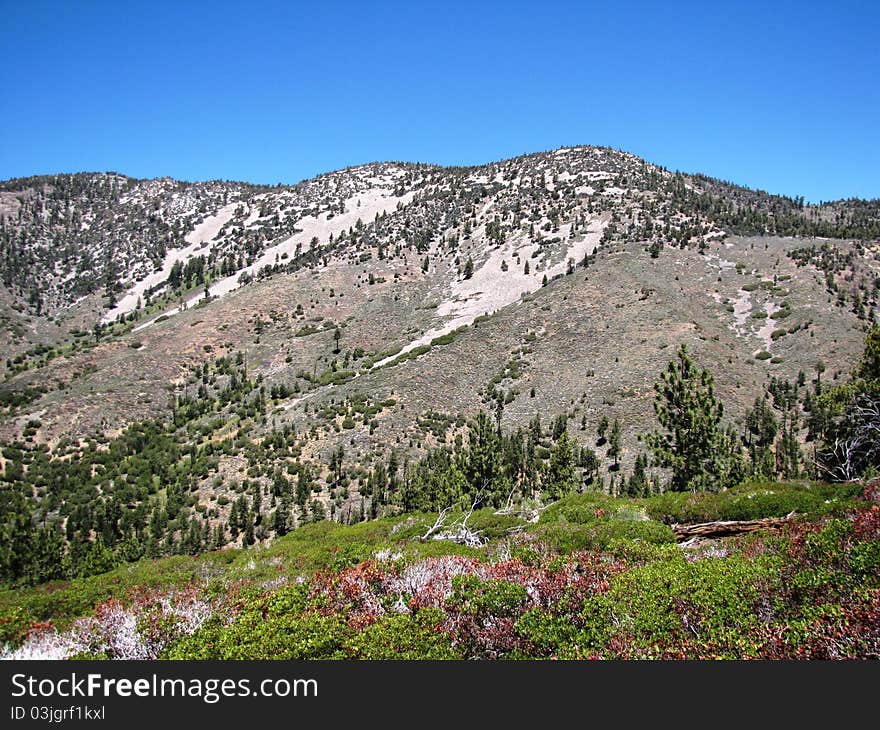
[2,478,877,659]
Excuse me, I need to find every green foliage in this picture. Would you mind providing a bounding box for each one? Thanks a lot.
[219,610,349,659]
[0,551,237,631]
[535,508,675,553]
[0,606,32,647]
[4,476,880,660]
[515,608,582,656]
[588,554,781,656]
[642,481,861,524]
[544,432,579,499]
[447,575,528,618]
[465,510,526,540]
[811,326,880,480]
[644,345,742,492]
[347,610,460,659]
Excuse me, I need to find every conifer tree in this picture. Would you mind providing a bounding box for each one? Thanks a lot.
[745,395,778,478]
[597,415,609,445]
[462,411,500,497]
[644,344,738,492]
[608,419,622,470]
[545,431,578,499]
[626,453,649,496]
[810,326,880,479]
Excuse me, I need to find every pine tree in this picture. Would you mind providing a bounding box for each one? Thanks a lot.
[579,446,599,487]
[243,516,255,546]
[811,326,880,479]
[608,419,622,470]
[745,395,778,478]
[462,411,500,501]
[597,415,609,445]
[644,344,739,492]
[273,501,290,536]
[545,432,578,499]
[626,453,648,496]
[777,413,802,479]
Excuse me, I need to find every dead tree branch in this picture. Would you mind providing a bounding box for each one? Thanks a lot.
[419,506,453,542]
[672,512,796,542]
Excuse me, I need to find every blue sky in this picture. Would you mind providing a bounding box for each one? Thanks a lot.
[1,0,877,202]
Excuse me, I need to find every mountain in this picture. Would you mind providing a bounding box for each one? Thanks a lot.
[1,145,879,583]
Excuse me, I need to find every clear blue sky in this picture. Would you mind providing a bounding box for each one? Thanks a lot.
[1,0,877,202]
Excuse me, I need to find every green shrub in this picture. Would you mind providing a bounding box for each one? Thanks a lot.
[643,483,861,524]
[447,576,527,618]
[294,325,321,337]
[467,510,526,540]
[536,519,674,554]
[643,492,724,524]
[538,493,614,525]
[200,589,347,660]
[586,555,781,656]
[515,608,581,657]
[345,609,459,659]
[719,490,820,520]
[0,606,32,648]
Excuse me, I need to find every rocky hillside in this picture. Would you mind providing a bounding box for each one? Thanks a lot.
[1,146,878,585]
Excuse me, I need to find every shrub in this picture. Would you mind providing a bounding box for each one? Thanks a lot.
[515,608,581,657]
[584,555,781,657]
[467,510,526,540]
[536,520,674,554]
[218,610,351,659]
[345,609,459,659]
[538,493,614,525]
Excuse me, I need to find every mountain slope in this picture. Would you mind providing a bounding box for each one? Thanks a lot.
[0,145,878,584]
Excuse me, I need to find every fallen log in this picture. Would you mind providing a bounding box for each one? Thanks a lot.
[672,512,796,542]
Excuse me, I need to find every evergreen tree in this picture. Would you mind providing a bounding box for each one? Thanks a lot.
[597,415,609,445]
[243,516,255,546]
[810,326,880,480]
[273,500,290,536]
[462,411,500,500]
[625,453,649,497]
[544,432,578,499]
[745,396,778,478]
[777,413,802,479]
[608,419,622,470]
[579,446,599,487]
[644,345,739,492]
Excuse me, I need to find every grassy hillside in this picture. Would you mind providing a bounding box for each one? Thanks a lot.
[2,479,877,659]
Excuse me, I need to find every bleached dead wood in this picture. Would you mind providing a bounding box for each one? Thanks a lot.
[420,506,453,542]
[422,491,486,547]
[672,512,796,542]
